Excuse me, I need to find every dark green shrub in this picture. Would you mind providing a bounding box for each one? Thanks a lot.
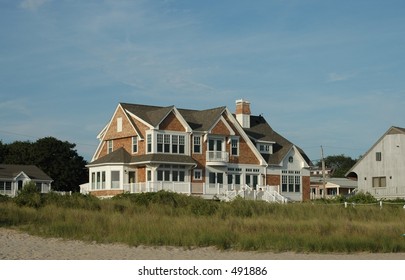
[346,192,377,204]
[0,194,12,203]
[14,181,42,208]
[189,197,219,216]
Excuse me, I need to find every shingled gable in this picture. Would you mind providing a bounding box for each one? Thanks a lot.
[244,115,311,166]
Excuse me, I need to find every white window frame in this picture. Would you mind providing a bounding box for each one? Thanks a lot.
[230,138,239,156]
[107,140,113,154]
[132,136,138,154]
[194,169,202,181]
[117,117,123,132]
[193,135,202,154]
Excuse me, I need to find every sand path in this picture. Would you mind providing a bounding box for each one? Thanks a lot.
[1,228,405,260]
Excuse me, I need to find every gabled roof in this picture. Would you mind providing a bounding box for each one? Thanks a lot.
[177,106,226,131]
[120,103,226,132]
[120,103,175,127]
[0,164,52,181]
[346,126,405,177]
[244,115,312,166]
[310,177,357,188]
[89,147,132,166]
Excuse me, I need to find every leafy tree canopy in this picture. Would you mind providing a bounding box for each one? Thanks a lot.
[0,137,88,192]
[317,154,357,178]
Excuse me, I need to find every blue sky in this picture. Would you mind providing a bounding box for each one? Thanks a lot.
[1,0,404,162]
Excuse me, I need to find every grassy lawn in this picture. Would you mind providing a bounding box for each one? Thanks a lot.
[1,190,405,253]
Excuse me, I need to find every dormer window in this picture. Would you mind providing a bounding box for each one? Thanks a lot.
[258,142,273,154]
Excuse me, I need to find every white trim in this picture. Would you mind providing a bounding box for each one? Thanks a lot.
[223,108,267,166]
[208,115,235,136]
[125,109,154,131]
[157,107,192,132]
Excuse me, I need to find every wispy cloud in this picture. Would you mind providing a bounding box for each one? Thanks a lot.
[326,72,356,83]
[20,0,50,11]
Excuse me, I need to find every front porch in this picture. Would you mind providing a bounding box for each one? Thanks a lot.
[0,181,51,197]
[83,181,288,203]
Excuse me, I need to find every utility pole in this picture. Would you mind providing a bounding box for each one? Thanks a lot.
[321,145,326,199]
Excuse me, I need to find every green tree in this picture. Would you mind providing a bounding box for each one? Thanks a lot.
[32,137,88,192]
[1,137,88,192]
[317,154,357,178]
[3,141,33,164]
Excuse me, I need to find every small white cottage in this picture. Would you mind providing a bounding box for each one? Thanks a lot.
[0,164,53,197]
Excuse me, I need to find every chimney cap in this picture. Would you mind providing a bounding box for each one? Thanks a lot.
[236,99,250,104]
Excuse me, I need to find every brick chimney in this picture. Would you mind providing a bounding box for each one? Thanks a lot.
[235,99,251,128]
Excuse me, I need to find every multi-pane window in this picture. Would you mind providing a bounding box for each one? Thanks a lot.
[194,169,202,180]
[231,138,239,156]
[107,140,113,154]
[259,144,270,153]
[0,181,12,194]
[372,177,386,188]
[132,136,138,153]
[157,134,164,153]
[281,171,301,193]
[281,175,288,192]
[157,133,185,154]
[164,135,170,153]
[295,176,301,192]
[193,136,201,154]
[157,165,186,182]
[376,152,382,161]
[91,171,106,190]
[179,135,185,154]
[147,134,152,153]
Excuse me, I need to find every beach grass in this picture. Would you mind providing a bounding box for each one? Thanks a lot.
[1,191,405,253]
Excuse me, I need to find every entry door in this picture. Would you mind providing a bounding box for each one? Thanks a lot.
[208,139,223,160]
[209,172,224,185]
[18,180,24,191]
[246,174,258,190]
[128,171,136,184]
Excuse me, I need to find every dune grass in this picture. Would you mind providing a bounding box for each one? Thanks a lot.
[1,190,405,253]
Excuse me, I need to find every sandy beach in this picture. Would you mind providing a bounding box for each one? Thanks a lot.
[1,228,405,260]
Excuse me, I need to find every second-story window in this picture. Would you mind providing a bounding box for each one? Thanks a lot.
[193,136,201,154]
[132,136,138,153]
[107,140,113,154]
[147,134,152,153]
[156,133,186,154]
[231,138,239,156]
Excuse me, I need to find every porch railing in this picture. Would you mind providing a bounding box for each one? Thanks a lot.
[206,151,229,163]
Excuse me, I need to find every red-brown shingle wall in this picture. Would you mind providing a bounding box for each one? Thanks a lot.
[223,114,260,165]
[267,174,281,186]
[302,176,311,201]
[104,106,137,140]
[159,112,186,132]
[211,119,231,135]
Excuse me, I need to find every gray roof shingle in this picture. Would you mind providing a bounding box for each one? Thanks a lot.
[244,115,312,166]
[0,164,52,181]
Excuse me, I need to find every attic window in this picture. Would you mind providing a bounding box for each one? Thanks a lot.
[376,152,382,161]
[117,117,123,132]
[258,143,272,154]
